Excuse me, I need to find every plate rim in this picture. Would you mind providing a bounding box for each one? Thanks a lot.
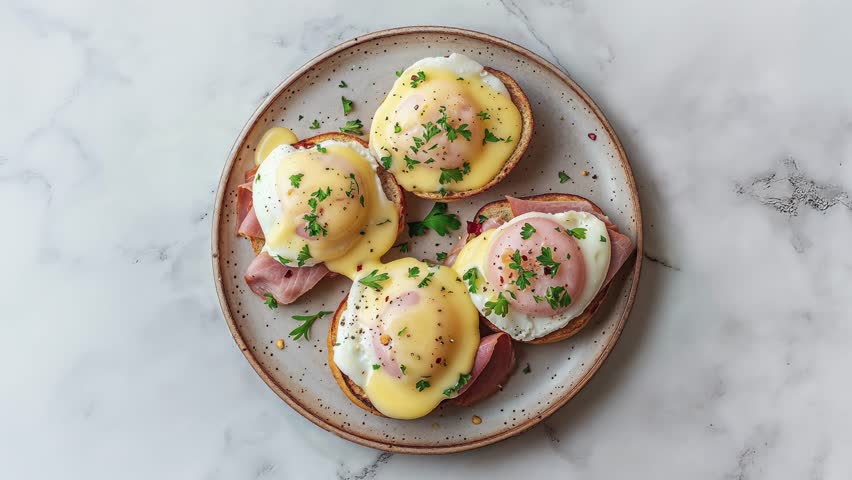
[211,25,643,454]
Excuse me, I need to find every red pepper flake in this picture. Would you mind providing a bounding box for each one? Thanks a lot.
[384,296,389,302]
[588,133,597,141]
[521,255,528,261]
[467,220,482,236]
[356,264,363,272]
[499,275,504,284]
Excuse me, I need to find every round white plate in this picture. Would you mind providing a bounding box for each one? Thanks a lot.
[212,26,642,454]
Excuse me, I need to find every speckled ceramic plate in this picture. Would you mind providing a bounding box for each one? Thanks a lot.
[212,26,642,454]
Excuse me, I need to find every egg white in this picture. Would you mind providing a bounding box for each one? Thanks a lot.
[462,211,611,341]
[406,53,510,96]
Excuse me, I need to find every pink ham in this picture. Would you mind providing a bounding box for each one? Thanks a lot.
[236,181,264,239]
[506,196,635,284]
[244,252,329,305]
[451,332,515,406]
[443,217,504,266]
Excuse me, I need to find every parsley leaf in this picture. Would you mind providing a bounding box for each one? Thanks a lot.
[436,252,448,262]
[558,171,571,183]
[395,70,403,77]
[545,286,572,310]
[289,173,304,188]
[409,71,426,88]
[439,166,464,184]
[484,292,510,317]
[275,255,292,265]
[565,227,587,240]
[536,246,561,278]
[508,250,536,290]
[309,119,320,129]
[520,223,536,240]
[421,121,441,143]
[263,293,278,309]
[408,266,420,278]
[339,119,364,135]
[398,326,407,336]
[394,122,401,133]
[400,364,407,374]
[407,202,461,237]
[315,144,327,153]
[303,212,327,237]
[359,269,390,291]
[600,235,607,243]
[476,111,490,120]
[341,96,353,115]
[404,155,420,170]
[289,310,333,341]
[415,379,431,391]
[442,373,472,397]
[417,271,434,288]
[393,242,410,253]
[255,174,261,183]
[483,128,504,144]
[297,244,311,267]
[338,80,348,88]
[372,364,380,370]
[462,267,479,293]
[380,152,392,170]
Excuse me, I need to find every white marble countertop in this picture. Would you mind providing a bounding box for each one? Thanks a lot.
[3,1,851,478]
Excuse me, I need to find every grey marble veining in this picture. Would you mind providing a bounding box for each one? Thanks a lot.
[2,0,851,478]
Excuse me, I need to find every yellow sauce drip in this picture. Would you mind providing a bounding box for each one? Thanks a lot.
[255,127,298,165]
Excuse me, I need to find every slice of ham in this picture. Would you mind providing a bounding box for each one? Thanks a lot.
[236,181,264,239]
[244,252,329,305]
[443,217,504,266]
[506,196,635,284]
[451,332,515,406]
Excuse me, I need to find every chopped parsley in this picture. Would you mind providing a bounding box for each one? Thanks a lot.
[263,293,278,309]
[395,70,403,77]
[400,364,407,374]
[394,122,401,133]
[398,326,408,336]
[359,269,390,291]
[345,173,363,207]
[520,223,536,240]
[545,285,572,310]
[403,155,420,170]
[296,244,311,267]
[484,292,510,317]
[338,80,348,88]
[600,235,607,242]
[275,255,292,265]
[436,252,448,262]
[438,162,470,185]
[379,152,392,170]
[315,144,327,153]
[341,96,353,115]
[483,128,504,144]
[442,373,472,396]
[394,242,410,253]
[565,227,588,240]
[409,70,426,88]
[309,119,320,129]
[417,271,434,288]
[372,364,380,370]
[407,202,461,237]
[289,173,304,188]
[436,106,471,142]
[255,174,261,183]
[462,267,479,293]
[536,247,561,278]
[476,111,491,120]
[289,310,333,341]
[339,119,364,135]
[478,214,488,223]
[558,171,571,183]
[407,266,420,278]
[415,378,431,391]
[508,250,536,290]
